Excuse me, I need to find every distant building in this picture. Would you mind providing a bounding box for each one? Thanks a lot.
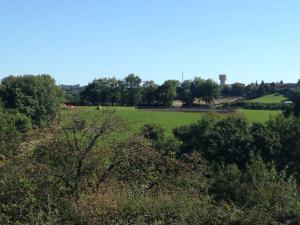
[219,74,227,86]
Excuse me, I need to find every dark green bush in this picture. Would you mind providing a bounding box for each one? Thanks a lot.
[174,115,253,167]
[141,123,165,142]
[0,111,32,158]
[210,157,300,223]
[0,75,63,126]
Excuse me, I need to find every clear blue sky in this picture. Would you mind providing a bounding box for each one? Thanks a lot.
[1,0,300,85]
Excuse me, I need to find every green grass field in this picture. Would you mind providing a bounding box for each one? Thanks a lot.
[247,93,287,104]
[238,109,280,123]
[66,107,281,137]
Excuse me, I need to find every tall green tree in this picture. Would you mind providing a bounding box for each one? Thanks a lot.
[0,75,62,126]
[190,77,205,103]
[158,80,180,106]
[141,80,158,105]
[245,83,259,98]
[231,83,245,97]
[118,79,126,106]
[201,79,220,105]
[80,78,110,105]
[124,74,142,106]
[177,80,194,106]
[257,80,266,96]
[107,77,121,106]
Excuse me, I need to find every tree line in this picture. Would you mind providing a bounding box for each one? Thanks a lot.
[78,74,220,106]
[222,80,300,98]
[64,74,300,107]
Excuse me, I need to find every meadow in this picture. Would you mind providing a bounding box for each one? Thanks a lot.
[247,93,287,103]
[67,106,282,136]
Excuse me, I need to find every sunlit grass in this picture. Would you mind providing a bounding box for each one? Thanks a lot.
[247,93,287,104]
[62,106,282,137]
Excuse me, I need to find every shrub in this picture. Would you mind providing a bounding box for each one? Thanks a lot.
[174,115,252,167]
[210,157,300,223]
[141,123,165,142]
[0,111,32,158]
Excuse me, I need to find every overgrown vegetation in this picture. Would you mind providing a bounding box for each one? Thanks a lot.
[2,108,300,224]
[1,74,300,224]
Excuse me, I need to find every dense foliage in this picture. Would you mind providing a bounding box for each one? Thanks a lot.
[0,109,32,159]
[61,84,83,105]
[0,75,62,126]
[174,114,300,180]
[222,80,300,99]
[79,75,220,106]
[71,74,300,108]
[292,91,300,116]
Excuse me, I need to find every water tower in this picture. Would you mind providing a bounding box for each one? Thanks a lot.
[219,74,227,86]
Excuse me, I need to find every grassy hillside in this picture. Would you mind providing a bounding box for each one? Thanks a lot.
[64,106,281,136]
[247,93,287,103]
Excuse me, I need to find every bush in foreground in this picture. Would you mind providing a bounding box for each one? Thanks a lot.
[1,111,300,224]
